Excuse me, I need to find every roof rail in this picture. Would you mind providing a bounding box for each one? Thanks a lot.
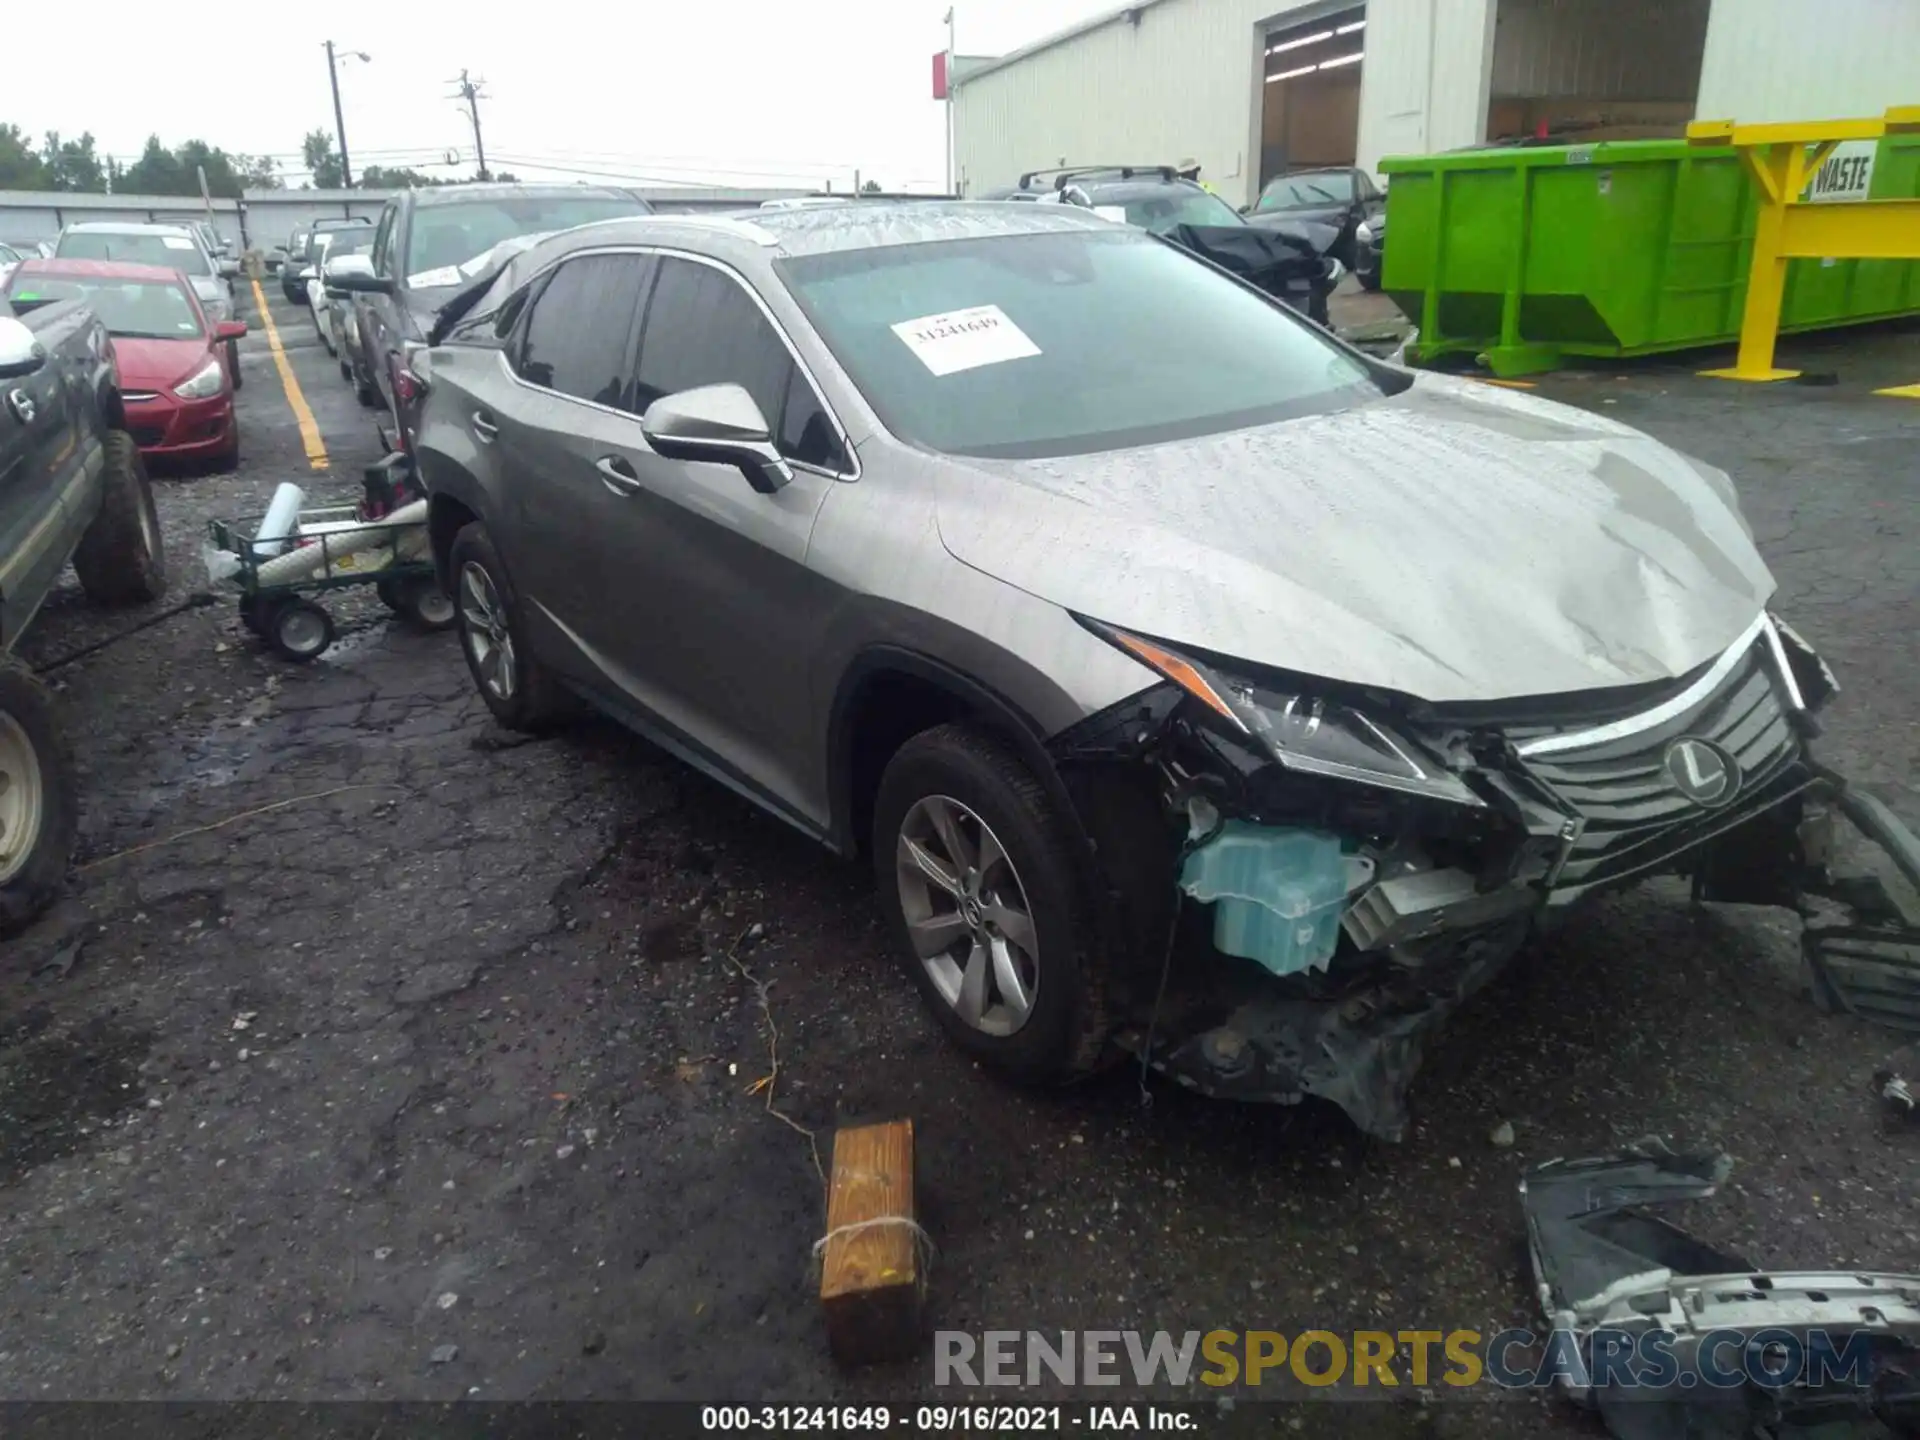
[1015,164,1179,190]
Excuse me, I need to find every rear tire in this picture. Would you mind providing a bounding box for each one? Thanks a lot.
[73,430,166,606]
[449,522,570,731]
[0,655,77,939]
[872,723,1111,1082]
[355,370,382,409]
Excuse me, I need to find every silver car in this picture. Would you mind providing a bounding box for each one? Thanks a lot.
[412,204,1918,1138]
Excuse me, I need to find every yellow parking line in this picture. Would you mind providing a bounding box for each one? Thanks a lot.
[248,276,329,471]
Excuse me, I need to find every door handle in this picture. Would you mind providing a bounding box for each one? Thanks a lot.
[471,411,498,442]
[595,455,642,496]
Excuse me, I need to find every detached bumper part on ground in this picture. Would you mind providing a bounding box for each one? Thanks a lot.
[1521,1147,1920,1438]
[1052,611,1920,1140]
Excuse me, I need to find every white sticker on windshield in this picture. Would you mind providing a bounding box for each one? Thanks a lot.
[1092,205,1128,223]
[891,304,1040,377]
[406,266,463,289]
[163,236,195,250]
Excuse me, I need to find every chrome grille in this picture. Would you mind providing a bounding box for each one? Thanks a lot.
[1519,636,1806,896]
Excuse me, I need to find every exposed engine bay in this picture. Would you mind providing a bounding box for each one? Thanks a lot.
[1051,610,1920,1141]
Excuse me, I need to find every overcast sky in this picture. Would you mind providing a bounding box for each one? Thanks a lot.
[8,1,1111,192]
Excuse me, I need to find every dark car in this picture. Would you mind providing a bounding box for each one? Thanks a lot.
[995,166,1342,324]
[280,227,311,302]
[0,292,166,933]
[332,184,654,448]
[1244,166,1384,268]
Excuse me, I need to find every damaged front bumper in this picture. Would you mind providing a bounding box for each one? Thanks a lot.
[1055,613,1920,1141]
[1521,1148,1920,1436]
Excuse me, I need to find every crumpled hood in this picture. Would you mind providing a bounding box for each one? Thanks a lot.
[933,374,1774,703]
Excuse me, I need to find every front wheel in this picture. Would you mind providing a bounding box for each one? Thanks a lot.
[73,430,166,605]
[227,338,243,390]
[0,656,77,939]
[449,523,570,731]
[872,724,1111,1081]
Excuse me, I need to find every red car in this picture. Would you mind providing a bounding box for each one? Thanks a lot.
[3,257,245,468]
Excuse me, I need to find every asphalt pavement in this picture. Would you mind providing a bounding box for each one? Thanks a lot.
[0,276,1916,1431]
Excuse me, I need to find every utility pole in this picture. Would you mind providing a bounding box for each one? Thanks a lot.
[451,70,491,181]
[940,7,956,197]
[324,41,370,188]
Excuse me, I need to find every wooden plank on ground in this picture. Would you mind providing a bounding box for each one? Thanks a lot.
[820,1118,921,1364]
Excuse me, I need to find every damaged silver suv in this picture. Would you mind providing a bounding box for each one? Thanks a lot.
[414,202,1920,1139]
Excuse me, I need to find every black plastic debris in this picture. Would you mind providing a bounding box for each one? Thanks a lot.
[1801,781,1920,1034]
[1521,1145,1920,1439]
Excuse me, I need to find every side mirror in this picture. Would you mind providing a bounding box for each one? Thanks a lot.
[0,315,46,379]
[218,258,241,279]
[329,266,395,296]
[640,383,791,495]
[215,319,249,342]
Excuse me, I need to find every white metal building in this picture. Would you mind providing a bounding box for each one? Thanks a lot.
[951,0,1920,208]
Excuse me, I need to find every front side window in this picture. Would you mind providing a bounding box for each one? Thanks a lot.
[781,228,1373,460]
[633,256,846,472]
[57,231,211,276]
[516,253,652,407]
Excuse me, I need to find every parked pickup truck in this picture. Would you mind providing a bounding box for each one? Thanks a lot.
[0,292,167,935]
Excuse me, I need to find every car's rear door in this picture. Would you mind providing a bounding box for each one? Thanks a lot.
[475,251,655,685]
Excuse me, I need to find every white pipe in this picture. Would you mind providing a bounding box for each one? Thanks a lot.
[253,500,429,587]
[252,483,305,558]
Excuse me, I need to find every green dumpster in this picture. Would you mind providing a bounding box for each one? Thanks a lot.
[1378,135,1920,376]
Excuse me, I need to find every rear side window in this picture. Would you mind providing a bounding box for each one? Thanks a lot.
[633,257,846,472]
[515,254,651,407]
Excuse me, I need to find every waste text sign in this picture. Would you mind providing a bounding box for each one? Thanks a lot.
[1802,140,1877,202]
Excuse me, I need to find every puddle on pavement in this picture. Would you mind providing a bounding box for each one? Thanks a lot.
[0,1014,150,1186]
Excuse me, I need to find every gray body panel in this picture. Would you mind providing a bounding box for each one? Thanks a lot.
[0,299,106,649]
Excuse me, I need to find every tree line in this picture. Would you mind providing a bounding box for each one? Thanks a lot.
[0,125,516,197]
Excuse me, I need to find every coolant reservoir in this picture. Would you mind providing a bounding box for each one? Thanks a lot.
[1179,822,1351,976]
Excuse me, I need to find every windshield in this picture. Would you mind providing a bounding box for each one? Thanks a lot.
[1257,174,1355,211]
[1115,190,1245,234]
[57,231,211,276]
[781,229,1372,460]
[5,275,202,339]
[403,196,649,285]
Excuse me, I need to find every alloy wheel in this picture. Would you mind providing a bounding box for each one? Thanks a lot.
[459,561,517,700]
[0,712,46,886]
[895,794,1039,1036]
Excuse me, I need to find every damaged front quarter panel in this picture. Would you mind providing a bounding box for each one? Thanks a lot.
[1051,614,1920,1143]
[1048,647,1565,1142]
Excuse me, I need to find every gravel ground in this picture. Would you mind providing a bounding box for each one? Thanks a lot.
[1,279,1915,1431]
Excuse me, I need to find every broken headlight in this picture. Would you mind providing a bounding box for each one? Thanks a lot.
[1088,624,1483,808]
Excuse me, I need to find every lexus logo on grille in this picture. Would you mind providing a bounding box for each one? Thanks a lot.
[1664,737,1740,808]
